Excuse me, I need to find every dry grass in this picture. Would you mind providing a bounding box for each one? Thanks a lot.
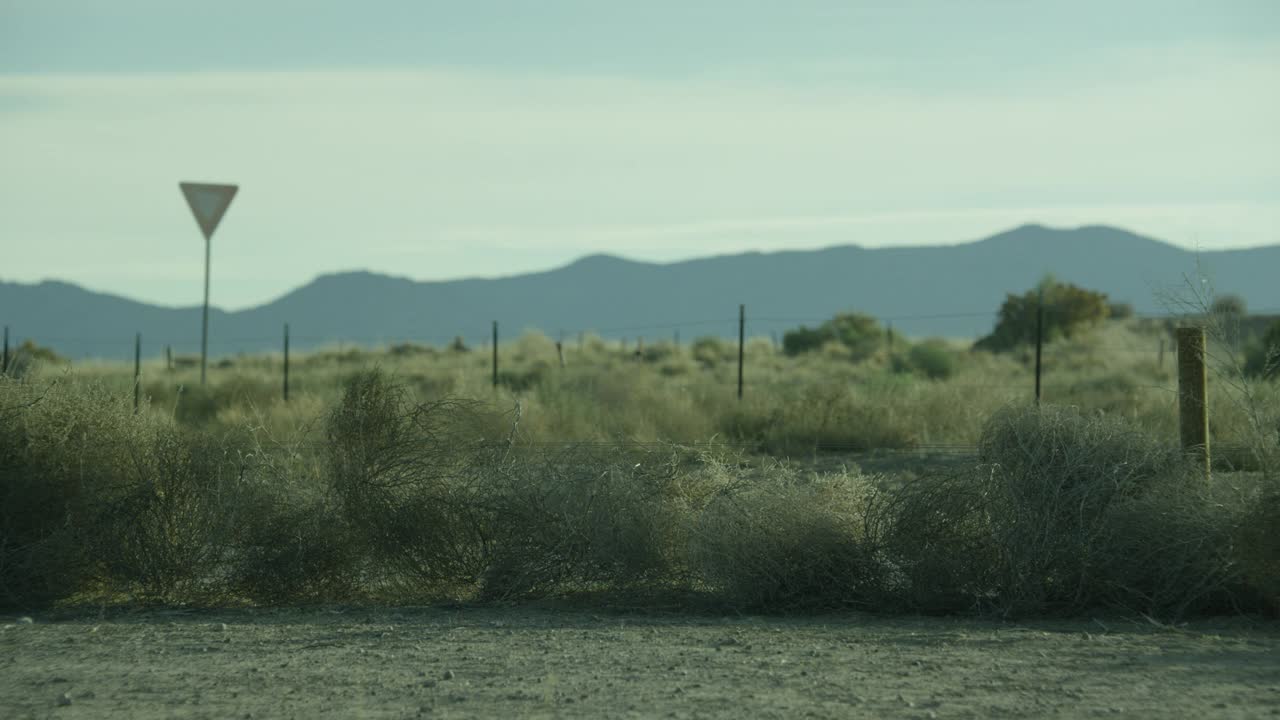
[3,319,1278,618]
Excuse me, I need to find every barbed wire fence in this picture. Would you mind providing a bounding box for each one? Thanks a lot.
[2,303,1275,462]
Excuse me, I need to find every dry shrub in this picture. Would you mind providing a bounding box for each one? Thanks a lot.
[0,377,248,607]
[326,370,723,601]
[863,469,1000,614]
[722,385,918,455]
[324,370,506,597]
[229,495,365,604]
[87,428,249,602]
[1,379,125,606]
[976,405,1242,617]
[689,468,881,610]
[477,444,720,600]
[1093,485,1247,616]
[1234,484,1280,612]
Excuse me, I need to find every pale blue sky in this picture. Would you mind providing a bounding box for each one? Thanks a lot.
[2,1,1278,309]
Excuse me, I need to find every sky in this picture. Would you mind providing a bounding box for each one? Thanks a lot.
[2,1,1278,311]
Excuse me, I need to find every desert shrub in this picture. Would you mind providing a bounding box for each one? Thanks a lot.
[689,468,882,610]
[0,378,249,606]
[477,444,720,600]
[1234,484,1280,612]
[863,470,1000,613]
[721,384,918,455]
[975,405,1238,616]
[229,494,366,604]
[691,337,734,367]
[1244,319,1280,379]
[1211,294,1248,317]
[1108,301,1136,320]
[782,326,828,356]
[497,361,553,392]
[976,279,1110,352]
[86,428,250,602]
[640,341,679,364]
[783,313,882,360]
[389,342,435,358]
[149,374,282,427]
[863,406,1252,617]
[0,379,126,606]
[906,340,957,380]
[324,370,506,596]
[2,340,65,379]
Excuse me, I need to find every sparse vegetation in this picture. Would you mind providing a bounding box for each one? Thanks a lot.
[2,315,1277,617]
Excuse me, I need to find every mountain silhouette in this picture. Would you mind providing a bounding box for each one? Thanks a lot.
[3,224,1277,359]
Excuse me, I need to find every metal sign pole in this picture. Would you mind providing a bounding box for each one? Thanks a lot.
[179,181,238,387]
[201,237,211,385]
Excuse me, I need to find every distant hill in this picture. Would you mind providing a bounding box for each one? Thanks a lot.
[3,224,1278,360]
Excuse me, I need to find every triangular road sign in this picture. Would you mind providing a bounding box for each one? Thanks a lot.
[179,182,239,240]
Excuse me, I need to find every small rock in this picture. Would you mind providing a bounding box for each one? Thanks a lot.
[17,617,34,625]
[219,623,229,632]
[442,670,456,680]
[56,692,72,707]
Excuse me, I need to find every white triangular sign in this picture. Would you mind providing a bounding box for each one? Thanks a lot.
[180,182,239,240]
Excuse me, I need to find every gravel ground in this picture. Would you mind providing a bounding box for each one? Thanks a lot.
[2,607,1277,719]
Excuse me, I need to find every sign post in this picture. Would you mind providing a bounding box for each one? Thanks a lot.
[179,182,239,385]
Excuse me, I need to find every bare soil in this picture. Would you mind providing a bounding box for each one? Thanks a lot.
[2,607,1277,719]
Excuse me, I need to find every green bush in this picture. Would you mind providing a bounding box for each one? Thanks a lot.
[783,313,882,360]
[1,340,65,379]
[906,340,957,380]
[782,325,829,356]
[976,279,1110,352]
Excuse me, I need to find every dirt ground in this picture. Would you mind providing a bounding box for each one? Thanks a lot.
[2,606,1277,720]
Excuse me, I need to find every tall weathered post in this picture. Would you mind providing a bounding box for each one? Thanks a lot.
[1034,289,1044,405]
[737,304,745,400]
[1,325,8,375]
[1177,326,1210,477]
[283,323,290,402]
[492,321,499,388]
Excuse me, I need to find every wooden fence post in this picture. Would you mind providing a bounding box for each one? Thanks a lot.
[492,321,499,388]
[1177,327,1210,477]
[1,325,8,375]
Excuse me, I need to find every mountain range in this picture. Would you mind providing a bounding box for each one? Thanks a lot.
[3,224,1277,359]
